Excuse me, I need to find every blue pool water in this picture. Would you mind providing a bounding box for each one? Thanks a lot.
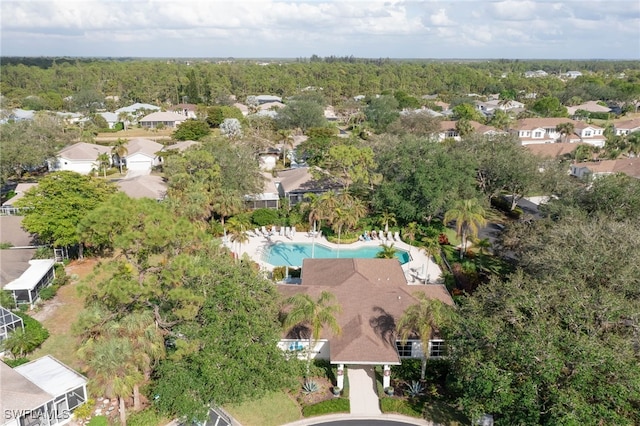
[264,242,411,267]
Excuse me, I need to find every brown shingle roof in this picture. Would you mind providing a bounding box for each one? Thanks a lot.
[574,159,640,178]
[278,258,454,364]
[525,142,584,158]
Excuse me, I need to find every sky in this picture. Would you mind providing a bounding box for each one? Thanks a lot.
[1,0,639,59]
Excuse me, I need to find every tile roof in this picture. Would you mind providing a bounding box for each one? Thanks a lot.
[125,138,164,157]
[278,258,454,364]
[574,159,640,178]
[0,361,52,419]
[525,142,584,158]
[139,111,186,122]
[57,142,111,160]
[117,175,167,200]
[614,118,640,131]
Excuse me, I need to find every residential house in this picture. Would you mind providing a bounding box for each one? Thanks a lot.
[49,142,112,174]
[1,183,38,211]
[512,118,605,147]
[55,112,83,126]
[233,103,249,116]
[122,138,164,172]
[170,103,198,119]
[163,140,200,152]
[1,356,88,426]
[437,120,504,142]
[278,258,454,390]
[324,105,338,121]
[246,167,343,209]
[566,101,612,117]
[258,101,285,112]
[571,159,640,180]
[475,99,525,114]
[97,112,119,129]
[524,70,549,78]
[565,71,583,79]
[117,175,167,200]
[115,103,161,116]
[255,95,282,104]
[525,142,584,159]
[613,118,640,136]
[139,111,186,129]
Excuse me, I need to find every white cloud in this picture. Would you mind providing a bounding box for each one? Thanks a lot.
[0,0,638,58]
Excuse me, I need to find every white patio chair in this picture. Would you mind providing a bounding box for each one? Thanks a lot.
[394,231,401,241]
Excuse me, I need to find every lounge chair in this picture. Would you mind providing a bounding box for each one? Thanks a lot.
[280,227,285,236]
[254,228,261,236]
[291,226,296,237]
[285,227,291,238]
[261,226,268,236]
[387,231,393,241]
[394,231,401,242]
[379,230,385,240]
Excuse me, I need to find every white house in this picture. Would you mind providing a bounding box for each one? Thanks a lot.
[565,71,583,79]
[255,95,282,104]
[1,356,88,426]
[512,118,605,147]
[97,112,119,129]
[115,103,161,115]
[138,111,186,129]
[613,118,640,136]
[122,138,164,172]
[4,259,56,307]
[170,103,198,119]
[50,142,112,174]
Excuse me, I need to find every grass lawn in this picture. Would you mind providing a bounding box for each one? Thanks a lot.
[381,397,469,426]
[441,227,461,247]
[224,391,301,426]
[30,259,99,370]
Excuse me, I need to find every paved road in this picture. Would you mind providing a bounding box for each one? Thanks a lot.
[311,420,428,426]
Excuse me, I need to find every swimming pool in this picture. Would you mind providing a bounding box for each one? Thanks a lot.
[263,242,411,267]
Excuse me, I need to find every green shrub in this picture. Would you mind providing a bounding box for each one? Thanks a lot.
[0,290,16,309]
[394,359,422,381]
[272,266,301,281]
[251,208,280,227]
[3,358,30,367]
[380,397,424,417]
[73,399,95,421]
[38,285,58,301]
[302,398,350,417]
[3,313,50,357]
[0,242,13,249]
[33,247,54,259]
[128,408,165,426]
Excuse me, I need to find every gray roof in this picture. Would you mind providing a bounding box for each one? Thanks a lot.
[2,183,38,207]
[126,138,164,158]
[0,249,37,288]
[98,112,118,122]
[0,361,52,419]
[0,216,37,247]
[163,140,200,152]
[117,175,167,200]
[15,355,87,397]
[115,103,161,114]
[57,142,111,160]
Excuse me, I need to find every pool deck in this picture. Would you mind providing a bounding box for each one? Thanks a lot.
[228,230,443,285]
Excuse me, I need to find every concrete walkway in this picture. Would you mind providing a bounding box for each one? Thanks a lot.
[348,366,381,415]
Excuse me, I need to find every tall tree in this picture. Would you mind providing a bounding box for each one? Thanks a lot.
[15,171,117,257]
[96,152,110,178]
[397,294,452,379]
[376,243,398,259]
[111,138,129,174]
[443,198,488,259]
[555,122,575,143]
[282,291,342,376]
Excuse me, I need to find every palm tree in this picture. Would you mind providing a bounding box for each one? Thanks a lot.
[331,195,367,249]
[443,198,488,259]
[212,189,243,230]
[403,222,419,248]
[109,312,165,411]
[379,211,397,234]
[283,291,341,375]
[420,237,441,283]
[79,338,142,426]
[278,129,295,166]
[96,152,110,178]
[455,118,474,138]
[117,112,132,131]
[3,329,38,359]
[555,122,575,143]
[111,138,129,174]
[376,243,398,259]
[227,215,251,261]
[300,193,324,258]
[397,293,452,379]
